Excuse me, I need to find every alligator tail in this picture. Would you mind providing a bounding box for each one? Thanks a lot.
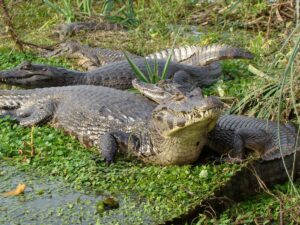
[191,45,254,66]
[146,44,254,66]
[146,46,198,64]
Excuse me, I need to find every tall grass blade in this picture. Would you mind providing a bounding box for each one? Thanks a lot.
[144,59,154,83]
[124,52,148,82]
[275,30,300,195]
[161,27,182,80]
[43,0,65,15]
[43,0,74,22]
[161,50,173,81]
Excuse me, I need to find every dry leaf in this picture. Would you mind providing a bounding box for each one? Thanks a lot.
[2,183,26,197]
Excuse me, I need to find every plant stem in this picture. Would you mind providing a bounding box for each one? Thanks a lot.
[0,0,24,51]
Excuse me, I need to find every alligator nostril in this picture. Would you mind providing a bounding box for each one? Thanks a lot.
[195,142,200,146]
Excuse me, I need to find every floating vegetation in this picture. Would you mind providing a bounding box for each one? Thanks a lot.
[0,117,241,224]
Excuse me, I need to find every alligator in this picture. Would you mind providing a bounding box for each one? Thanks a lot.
[0,82,223,165]
[0,45,253,89]
[45,43,253,70]
[44,41,140,70]
[54,21,125,40]
[133,79,300,162]
[131,79,300,221]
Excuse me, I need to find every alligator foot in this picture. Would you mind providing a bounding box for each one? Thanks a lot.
[0,101,55,127]
[100,131,140,165]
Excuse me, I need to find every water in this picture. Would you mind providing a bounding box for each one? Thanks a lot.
[0,163,105,225]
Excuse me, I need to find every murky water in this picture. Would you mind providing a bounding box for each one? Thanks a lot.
[0,163,107,225]
[0,162,159,224]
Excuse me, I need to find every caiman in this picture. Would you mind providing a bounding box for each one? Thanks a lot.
[134,79,300,162]
[0,82,223,165]
[54,21,125,40]
[45,41,141,70]
[0,45,253,89]
[45,42,253,70]
[132,79,300,223]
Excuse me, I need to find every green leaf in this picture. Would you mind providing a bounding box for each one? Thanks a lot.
[124,52,149,82]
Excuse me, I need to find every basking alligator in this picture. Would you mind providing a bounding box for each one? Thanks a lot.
[132,80,300,223]
[0,59,220,89]
[54,21,125,40]
[45,41,141,70]
[133,79,300,161]
[0,82,223,165]
[0,45,253,89]
[45,42,253,70]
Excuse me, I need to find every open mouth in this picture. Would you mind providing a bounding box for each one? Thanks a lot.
[178,108,223,125]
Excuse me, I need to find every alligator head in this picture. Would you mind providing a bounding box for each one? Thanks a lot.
[132,78,197,103]
[142,79,223,165]
[152,89,222,136]
[0,61,84,88]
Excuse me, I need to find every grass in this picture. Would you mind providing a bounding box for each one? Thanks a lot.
[195,182,300,224]
[0,0,300,224]
[0,116,242,224]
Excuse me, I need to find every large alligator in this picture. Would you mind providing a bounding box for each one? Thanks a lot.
[44,41,140,70]
[45,42,252,70]
[0,45,253,89]
[0,82,223,165]
[132,79,300,222]
[133,79,300,162]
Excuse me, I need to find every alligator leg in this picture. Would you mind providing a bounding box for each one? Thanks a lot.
[8,102,55,126]
[100,131,140,164]
[230,128,272,159]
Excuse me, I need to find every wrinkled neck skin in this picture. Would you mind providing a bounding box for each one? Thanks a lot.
[140,121,215,165]
[70,72,88,85]
[49,70,86,87]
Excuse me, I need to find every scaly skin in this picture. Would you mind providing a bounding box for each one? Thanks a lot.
[54,21,125,40]
[146,44,254,66]
[133,79,300,222]
[44,41,140,70]
[0,83,223,165]
[0,59,222,89]
[46,43,253,70]
[0,44,253,89]
[206,115,299,160]
[133,79,300,161]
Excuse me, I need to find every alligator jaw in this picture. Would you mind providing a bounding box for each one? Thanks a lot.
[146,90,223,165]
[0,61,84,88]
